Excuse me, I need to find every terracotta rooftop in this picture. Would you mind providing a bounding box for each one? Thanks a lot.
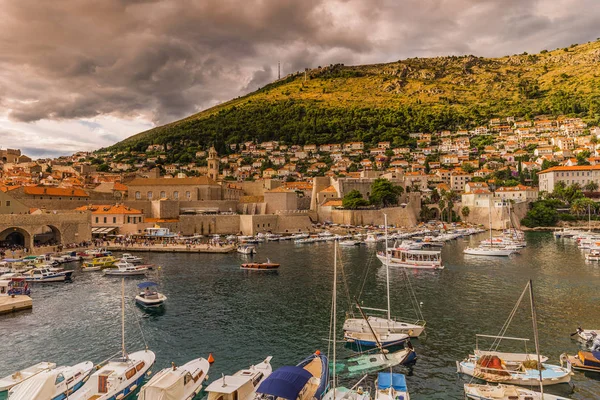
[75,204,142,214]
[322,199,343,207]
[128,177,217,186]
[320,185,337,193]
[24,186,89,197]
[539,165,600,173]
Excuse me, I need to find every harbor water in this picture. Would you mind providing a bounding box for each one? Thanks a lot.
[1,232,599,399]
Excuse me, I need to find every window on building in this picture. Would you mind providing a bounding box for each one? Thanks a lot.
[160,191,166,199]
[95,217,99,223]
[113,217,116,223]
[5,201,10,207]
[147,191,153,199]
[128,217,130,223]
[135,191,141,200]
[174,191,179,199]
[103,217,107,223]
[186,191,191,199]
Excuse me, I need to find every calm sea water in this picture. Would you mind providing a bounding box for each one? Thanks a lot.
[1,232,599,399]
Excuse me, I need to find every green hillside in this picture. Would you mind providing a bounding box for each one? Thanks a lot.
[111,41,600,153]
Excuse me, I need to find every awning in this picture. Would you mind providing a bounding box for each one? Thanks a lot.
[92,227,118,235]
[257,366,312,400]
[377,372,407,392]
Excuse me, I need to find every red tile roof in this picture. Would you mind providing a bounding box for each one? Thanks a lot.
[24,186,89,197]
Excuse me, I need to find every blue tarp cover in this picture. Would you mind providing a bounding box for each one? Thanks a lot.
[138,281,159,289]
[377,372,407,392]
[257,366,312,399]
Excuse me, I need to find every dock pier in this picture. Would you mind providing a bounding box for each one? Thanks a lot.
[0,295,33,315]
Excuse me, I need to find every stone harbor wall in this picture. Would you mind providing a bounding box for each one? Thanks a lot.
[462,202,528,229]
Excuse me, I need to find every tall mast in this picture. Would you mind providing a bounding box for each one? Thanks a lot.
[589,204,592,232]
[332,244,337,394]
[384,213,391,320]
[489,197,493,247]
[121,278,126,359]
[528,280,544,398]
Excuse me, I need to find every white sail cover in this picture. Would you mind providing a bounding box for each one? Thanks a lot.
[8,371,57,400]
[138,370,184,400]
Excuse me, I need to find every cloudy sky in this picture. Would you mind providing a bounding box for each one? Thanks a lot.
[0,0,598,158]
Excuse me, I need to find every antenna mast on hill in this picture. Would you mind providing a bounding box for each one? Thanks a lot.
[278,61,281,80]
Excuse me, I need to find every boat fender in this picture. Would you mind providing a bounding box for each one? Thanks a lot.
[208,353,215,364]
[315,350,321,355]
[130,384,137,391]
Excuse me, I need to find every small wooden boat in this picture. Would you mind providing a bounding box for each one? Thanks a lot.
[561,350,600,372]
[135,282,167,308]
[8,361,94,400]
[138,357,210,400]
[0,362,56,393]
[241,259,279,270]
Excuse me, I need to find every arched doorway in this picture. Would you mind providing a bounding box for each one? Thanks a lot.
[33,225,62,247]
[0,227,32,251]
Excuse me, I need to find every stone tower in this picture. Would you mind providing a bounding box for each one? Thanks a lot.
[207,146,219,181]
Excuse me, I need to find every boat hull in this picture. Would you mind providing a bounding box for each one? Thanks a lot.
[240,263,279,270]
[343,317,425,338]
[376,254,443,270]
[456,360,571,386]
[135,294,167,308]
[464,384,570,400]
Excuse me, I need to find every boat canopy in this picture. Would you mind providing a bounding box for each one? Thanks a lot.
[257,366,312,400]
[8,371,57,400]
[138,282,159,289]
[377,372,407,392]
[138,371,184,400]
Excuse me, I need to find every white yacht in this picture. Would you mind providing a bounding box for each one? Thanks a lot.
[377,248,443,270]
[120,254,143,264]
[0,362,56,393]
[205,357,273,400]
[8,361,94,400]
[138,357,210,400]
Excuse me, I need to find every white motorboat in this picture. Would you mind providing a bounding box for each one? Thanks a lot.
[0,362,56,393]
[135,282,167,308]
[237,244,257,255]
[24,268,69,283]
[377,248,443,269]
[120,253,143,264]
[464,384,570,400]
[463,246,516,256]
[572,327,599,344]
[585,250,600,261]
[69,279,156,400]
[138,357,210,400]
[104,262,148,276]
[8,361,94,400]
[375,372,409,400]
[339,240,360,247]
[205,357,273,400]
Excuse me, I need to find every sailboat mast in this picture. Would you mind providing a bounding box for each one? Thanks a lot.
[332,244,337,394]
[528,280,544,398]
[384,213,391,320]
[121,278,126,359]
[589,204,591,232]
[489,197,493,247]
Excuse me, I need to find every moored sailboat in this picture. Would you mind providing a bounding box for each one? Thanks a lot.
[69,279,155,400]
[457,281,571,387]
[344,214,426,340]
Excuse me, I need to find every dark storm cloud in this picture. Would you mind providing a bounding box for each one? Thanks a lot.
[0,0,599,127]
